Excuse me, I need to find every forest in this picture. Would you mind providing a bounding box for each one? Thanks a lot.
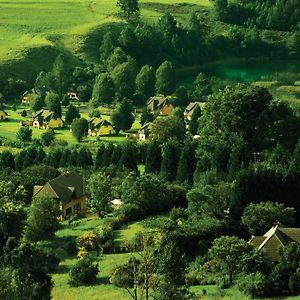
[1,0,300,299]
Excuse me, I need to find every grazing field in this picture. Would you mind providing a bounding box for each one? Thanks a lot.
[0,0,213,79]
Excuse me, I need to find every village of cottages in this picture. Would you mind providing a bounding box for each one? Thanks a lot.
[0,87,204,141]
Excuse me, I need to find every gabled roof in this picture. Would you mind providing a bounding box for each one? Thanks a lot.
[33,172,84,205]
[88,118,112,129]
[139,122,152,134]
[22,87,47,98]
[32,109,61,123]
[250,224,300,261]
[147,95,167,111]
[184,102,205,117]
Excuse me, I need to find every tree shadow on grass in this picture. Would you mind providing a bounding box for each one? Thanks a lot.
[54,264,71,274]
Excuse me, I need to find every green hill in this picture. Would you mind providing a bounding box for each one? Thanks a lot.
[0,0,213,83]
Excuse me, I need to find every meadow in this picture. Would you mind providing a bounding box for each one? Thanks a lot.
[46,216,155,300]
[0,0,213,82]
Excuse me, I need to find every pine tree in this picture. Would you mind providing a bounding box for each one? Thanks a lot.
[60,148,72,167]
[192,72,212,100]
[50,54,69,96]
[176,142,196,183]
[0,150,15,170]
[145,141,162,174]
[160,140,181,182]
[119,142,137,171]
[70,149,78,166]
[110,144,122,166]
[289,141,300,174]
[100,32,118,62]
[189,105,201,135]
[35,147,46,164]
[47,148,62,168]
[135,65,155,104]
[15,151,25,171]
[76,147,93,168]
[94,144,105,169]
[102,143,114,167]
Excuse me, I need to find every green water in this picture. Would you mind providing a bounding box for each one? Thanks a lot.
[181,60,300,86]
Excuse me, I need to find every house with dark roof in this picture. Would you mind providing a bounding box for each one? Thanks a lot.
[21,87,47,105]
[249,223,300,261]
[147,95,166,113]
[33,172,86,220]
[184,102,205,121]
[88,117,114,136]
[32,109,64,129]
[147,95,175,116]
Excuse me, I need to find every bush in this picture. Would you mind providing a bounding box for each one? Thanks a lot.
[66,239,78,255]
[102,217,122,230]
[118,203,141,222]
[169,207,187,221]
[41,129,55,146]
[68,257,99,287]
[77,231,99,252]
[89,109,101,118]
[237,272,269,298]
[44,251,60,272]
[97,225,114,253]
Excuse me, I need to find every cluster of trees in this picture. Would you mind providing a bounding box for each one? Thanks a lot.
[110,233,189,300]
[206,235,300,298]
[0,177,60,299]
[215,0,300,31]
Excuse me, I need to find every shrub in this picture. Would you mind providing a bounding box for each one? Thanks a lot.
[44,251,60,272]
[97,225,114,253]
[68,257,99,287]
[89,109,101,118]
[118,203,141,222]
[237,272,269,298]
[77,231,99,252]
[102,217,121,230]
[66,239,78,255]
[116,214,127,225]
[169,207,187,221]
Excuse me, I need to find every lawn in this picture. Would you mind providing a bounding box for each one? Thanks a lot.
[46,216,144,300]
[0,104,140,146]
[44,213,165,300]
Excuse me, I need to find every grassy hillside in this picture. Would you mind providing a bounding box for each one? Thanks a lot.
[44,216,150,300]
[0,0,213,82]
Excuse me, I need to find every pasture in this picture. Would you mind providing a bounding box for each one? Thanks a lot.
[0,0,213,68]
